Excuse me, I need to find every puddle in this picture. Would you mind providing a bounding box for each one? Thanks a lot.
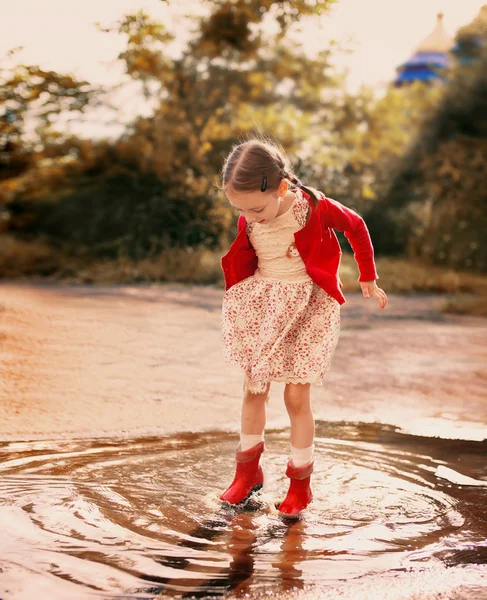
[1,422,486,599]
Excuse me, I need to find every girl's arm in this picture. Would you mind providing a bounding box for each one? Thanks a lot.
[322,195,388,309]
[323,196,377,282]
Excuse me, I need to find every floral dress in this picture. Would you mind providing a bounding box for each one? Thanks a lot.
[222,190,341,394]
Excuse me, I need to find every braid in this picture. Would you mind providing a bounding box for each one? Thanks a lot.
[299,184,321,208]
[283,171,321,208]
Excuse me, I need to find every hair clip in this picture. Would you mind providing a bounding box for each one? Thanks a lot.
[295,178,302,189]
[260,172,268,192]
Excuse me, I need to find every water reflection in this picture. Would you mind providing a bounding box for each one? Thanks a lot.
[139,504,311,597]
[0,422,486,599]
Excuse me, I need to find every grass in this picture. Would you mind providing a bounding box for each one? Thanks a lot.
[0,235,62,278]
[440,295,487,317]
[0,235,223,285]
[1,235,486,316]
[340,254,487,295]
[72,248,223,285]
[340,254,487,317]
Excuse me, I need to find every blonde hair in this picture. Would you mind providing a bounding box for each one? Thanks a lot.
[221,138,320,207]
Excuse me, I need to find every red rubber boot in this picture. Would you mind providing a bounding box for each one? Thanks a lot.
[277,460,314,516]
[220,441,265,505]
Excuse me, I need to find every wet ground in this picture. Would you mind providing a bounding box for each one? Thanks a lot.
[0,283,486,599]
[1,424,486,599]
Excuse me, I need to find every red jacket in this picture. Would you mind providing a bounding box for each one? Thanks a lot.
[221,190,378,305]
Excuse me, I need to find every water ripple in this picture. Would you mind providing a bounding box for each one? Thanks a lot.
[0,422,486,599]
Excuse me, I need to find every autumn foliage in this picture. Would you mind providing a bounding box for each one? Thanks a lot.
[0,0,486,279]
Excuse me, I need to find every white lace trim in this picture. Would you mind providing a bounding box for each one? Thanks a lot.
[246,191,311,282]
[245,375,323,394]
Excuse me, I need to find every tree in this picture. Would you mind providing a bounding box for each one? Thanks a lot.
[2,1,342,259]
[0,48,99,183]
[383,45,487,271]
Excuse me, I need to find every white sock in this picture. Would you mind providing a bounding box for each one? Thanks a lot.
[291,444,314,467]
[240,433,264,451]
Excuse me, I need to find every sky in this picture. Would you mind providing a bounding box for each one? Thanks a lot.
[1,0,485,135]
[320,0,485,88]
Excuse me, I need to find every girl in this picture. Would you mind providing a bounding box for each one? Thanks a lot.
[219,138,387,516]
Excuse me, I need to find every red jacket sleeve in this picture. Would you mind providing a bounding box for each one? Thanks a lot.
[322,196,378,282]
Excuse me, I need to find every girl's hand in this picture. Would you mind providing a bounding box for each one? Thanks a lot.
[360,281,388,309]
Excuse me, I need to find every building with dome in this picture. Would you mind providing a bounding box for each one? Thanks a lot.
[394,12,454,86]
[394,7,487,86]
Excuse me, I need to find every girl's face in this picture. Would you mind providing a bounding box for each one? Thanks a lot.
[226,180,289,224]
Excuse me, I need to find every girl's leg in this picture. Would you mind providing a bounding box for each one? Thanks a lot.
[220,383,270,504]
[241,383,270,442]
[284,383,314,452]
[279,383,314,515]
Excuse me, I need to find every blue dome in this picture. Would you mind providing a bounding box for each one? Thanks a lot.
[393,13,454,86]
[395,68,444,84]
[398,51,452,70]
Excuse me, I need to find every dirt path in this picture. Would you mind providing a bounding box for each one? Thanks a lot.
[1,282,486,441]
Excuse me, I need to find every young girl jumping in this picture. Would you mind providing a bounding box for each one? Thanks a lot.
[219,138,388,516]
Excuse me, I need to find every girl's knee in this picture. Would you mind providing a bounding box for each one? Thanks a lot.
[244,383,270,404]
[284,383,311,414]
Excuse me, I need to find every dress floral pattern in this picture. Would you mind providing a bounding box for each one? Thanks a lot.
[222,190,340,394]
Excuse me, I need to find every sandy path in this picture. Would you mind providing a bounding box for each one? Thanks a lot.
[0,282,486,441]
